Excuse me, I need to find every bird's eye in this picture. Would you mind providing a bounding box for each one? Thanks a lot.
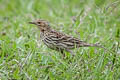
[38,22,41,24]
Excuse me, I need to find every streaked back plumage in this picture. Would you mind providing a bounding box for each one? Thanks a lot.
[29,19,100,53]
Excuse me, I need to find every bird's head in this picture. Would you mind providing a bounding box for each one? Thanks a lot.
[29,19,50,31]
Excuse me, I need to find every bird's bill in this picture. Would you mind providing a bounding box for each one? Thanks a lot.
[29,21,36,24]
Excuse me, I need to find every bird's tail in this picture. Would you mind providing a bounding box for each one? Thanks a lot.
[79,42,101,47]
[80,42,114,54]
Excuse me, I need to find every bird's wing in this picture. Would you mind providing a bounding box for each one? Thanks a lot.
[46,30,100,49]
[48,30,84,49]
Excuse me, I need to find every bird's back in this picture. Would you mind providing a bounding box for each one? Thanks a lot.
[41,29,88,51]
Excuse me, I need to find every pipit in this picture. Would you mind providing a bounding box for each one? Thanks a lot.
[29,19,103,55]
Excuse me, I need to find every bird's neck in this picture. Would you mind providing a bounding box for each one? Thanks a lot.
[39,26,50,32]
[40,28,52,39]
[40,27,52,35]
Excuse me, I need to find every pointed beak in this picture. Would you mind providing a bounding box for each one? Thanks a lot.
[29,21,36,24]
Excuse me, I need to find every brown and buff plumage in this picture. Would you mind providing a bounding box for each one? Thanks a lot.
[29,19,102,55]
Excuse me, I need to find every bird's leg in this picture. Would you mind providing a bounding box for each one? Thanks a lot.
[60,49,75,59]
[66,49,75,56]
[60,50,66,59]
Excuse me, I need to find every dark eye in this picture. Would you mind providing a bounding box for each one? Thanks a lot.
[38,22,41,24]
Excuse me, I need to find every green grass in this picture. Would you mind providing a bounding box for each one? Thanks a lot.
[0,0,120,80]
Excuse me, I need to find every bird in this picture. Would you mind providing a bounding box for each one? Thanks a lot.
[29,19,103,55]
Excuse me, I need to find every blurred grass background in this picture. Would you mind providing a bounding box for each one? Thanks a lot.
[0,0,120,80]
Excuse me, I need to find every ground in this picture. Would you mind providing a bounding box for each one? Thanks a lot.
[0,0,120,80]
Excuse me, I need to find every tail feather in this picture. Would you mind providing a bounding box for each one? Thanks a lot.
[79,42,114,54]
[79,42,101,47]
